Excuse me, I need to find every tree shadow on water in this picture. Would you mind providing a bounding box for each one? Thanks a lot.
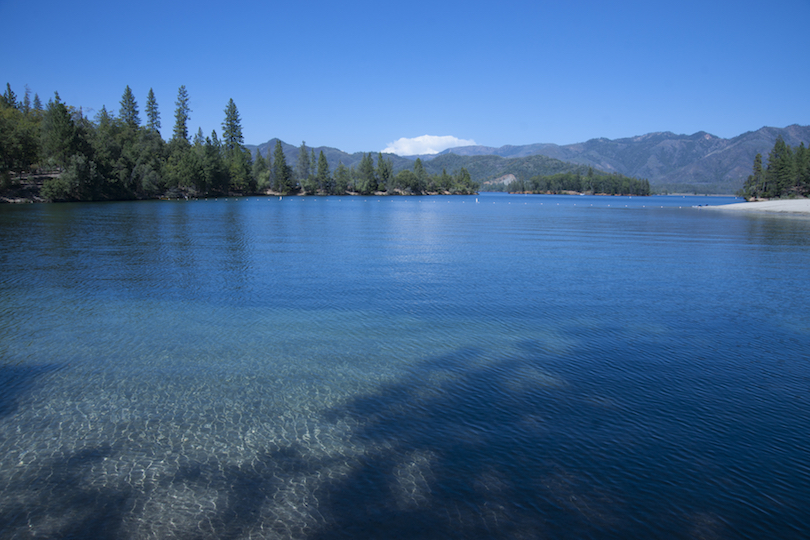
[0,363,60,419]
[305,344,620,540]
[0,444,133,539]
[0,341,751,539]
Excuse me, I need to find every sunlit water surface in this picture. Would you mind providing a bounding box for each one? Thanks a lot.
[1,194,809,539]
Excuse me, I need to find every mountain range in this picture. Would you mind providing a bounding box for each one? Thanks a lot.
[248,125,810,194]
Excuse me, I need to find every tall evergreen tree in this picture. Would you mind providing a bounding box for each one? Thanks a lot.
[172,85,191,143]
[376,152,393,192]
[221,99,252,192]
[193,127,205,147]
[2,83,17,109]
[145,88,160,133]
[32,93,42,112]
[765,137,795,197]
[796,142,810,193]
[22,85,31,115]
[357,152,376,194]
[252,150,270,191]
[221,98,244,152]
[119,85,140,128]
[272,140,292,193]
[296,141,310,183]
[40,92,78,168]
[413,158,427,192]
[334,161,350,194]
[316,150,330,193]
[201,133,228,194]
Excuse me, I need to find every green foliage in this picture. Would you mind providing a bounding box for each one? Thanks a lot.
[222,99,244,152]
[119,86,140,128]
[172,85,191,144]
[200,132,229,194]
[42,153,103,201]
[296,141,313,192]
[740,137,809,199]
[0,101,39,177]
[252,151,270,192]
[145,88,160,133]
[491,171,650,196]
[316,151,331,193]
[376,152,392,192]
[2,83,17,109]
[385,160,477,195]
[272,140,292,193]
[333,161,350,194]
[220,99,253,193]
[40,93,80,169]
[354,153,376,194]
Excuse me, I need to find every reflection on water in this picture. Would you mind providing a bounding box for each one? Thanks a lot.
[0,195,809,538]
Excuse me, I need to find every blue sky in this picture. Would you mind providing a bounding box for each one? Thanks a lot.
[3,0,808,154]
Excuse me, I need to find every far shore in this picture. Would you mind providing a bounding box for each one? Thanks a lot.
[702,199,810,214]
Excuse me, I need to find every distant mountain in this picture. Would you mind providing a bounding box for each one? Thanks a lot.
[247,125,810,194]
[433,125,810,193]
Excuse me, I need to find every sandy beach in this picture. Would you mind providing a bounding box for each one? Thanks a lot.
[704,199,810,214]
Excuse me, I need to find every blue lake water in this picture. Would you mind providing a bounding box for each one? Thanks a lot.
[1,193,809,538]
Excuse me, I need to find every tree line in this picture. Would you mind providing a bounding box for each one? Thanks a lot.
[0,83,477,201]
[487,169,651,196]
[739,137,810,200]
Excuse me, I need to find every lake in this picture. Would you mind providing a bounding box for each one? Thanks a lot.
[1,193,809,539]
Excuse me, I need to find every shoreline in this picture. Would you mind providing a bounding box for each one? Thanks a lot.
[702,199,810,214]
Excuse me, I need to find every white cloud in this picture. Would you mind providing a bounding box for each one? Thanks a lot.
[382,135,477,156]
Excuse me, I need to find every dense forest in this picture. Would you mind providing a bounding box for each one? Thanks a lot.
[0,84,476,201]
[738,137,810,200]
[486,169,651,196]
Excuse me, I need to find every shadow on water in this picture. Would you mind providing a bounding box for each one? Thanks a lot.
[1,339,807,539]
[309,344,606,540]
[0,363,59,419]
[0,445,127,539]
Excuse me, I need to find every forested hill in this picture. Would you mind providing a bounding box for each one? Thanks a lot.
[427,125,810,194]
[247,142,599,187]
[250,125,809,194]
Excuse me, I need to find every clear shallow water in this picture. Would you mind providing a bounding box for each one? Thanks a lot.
[0,193,809,539]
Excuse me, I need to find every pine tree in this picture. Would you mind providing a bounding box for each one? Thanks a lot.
[742,153,765,199]
[40,92,77,169]
[2,83,17,109]
[439,168,452,191]
[296,141,310,184]
[172,85,191,144]
[22,85,31,115]
[357,152,376,194]
[221,98,244,153]
[221,99,251,192]
[413,158,427,193]
[316,150,330,193]
[765,137,794,197]
[252,150,269,191]
[796,142,810,194]
[202,133,229,194]
[273,140,291,193]
[119,85,140,128]
[145,88,160,133]
[334,161,350,194]
[376,152,392,192]
[32,93,42,112]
